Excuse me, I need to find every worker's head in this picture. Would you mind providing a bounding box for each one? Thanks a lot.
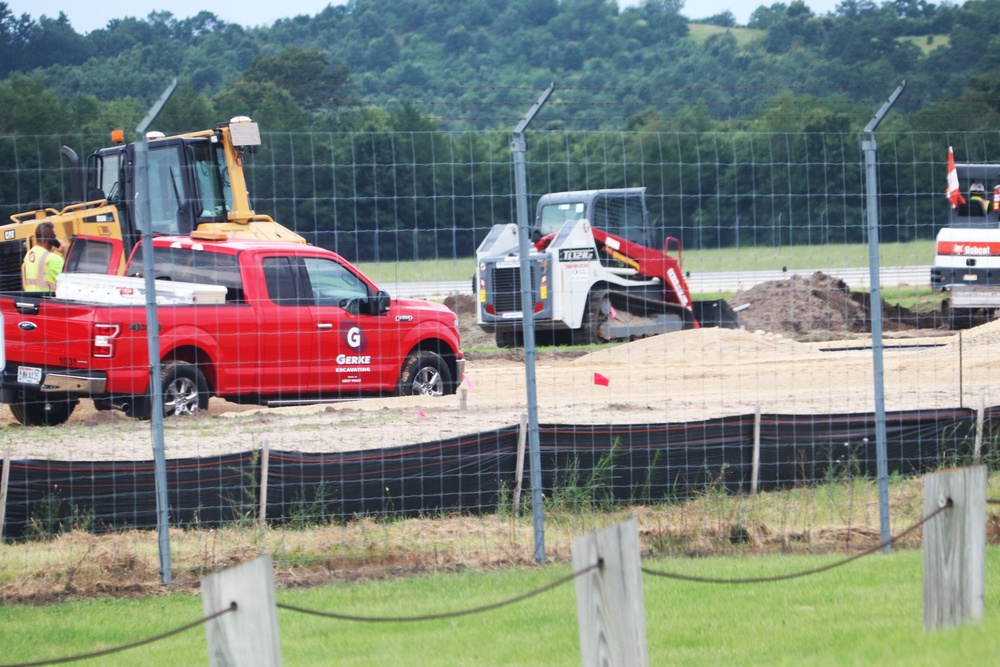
[970,181,986,197]
[34,222,60,249]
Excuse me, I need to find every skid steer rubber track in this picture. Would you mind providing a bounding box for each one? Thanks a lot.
[595,289,696,341]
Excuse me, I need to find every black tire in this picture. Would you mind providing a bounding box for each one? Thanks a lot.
[9,393,77,426]
[397,352,453,397]
[127,362,210,420]
[944,301,976,330]
[495,331,521,348]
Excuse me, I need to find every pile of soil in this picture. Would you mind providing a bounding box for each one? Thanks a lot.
[728,271,945,336]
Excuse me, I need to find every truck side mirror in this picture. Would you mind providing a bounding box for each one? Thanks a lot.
[374,289,391,314]
[353,290,391,316]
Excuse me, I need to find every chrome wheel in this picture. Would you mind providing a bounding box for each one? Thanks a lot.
[410,365,444,396]
[397,352,453,397]
[164,375,201,416]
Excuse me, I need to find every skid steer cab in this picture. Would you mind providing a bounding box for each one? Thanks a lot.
[475,187,738,348]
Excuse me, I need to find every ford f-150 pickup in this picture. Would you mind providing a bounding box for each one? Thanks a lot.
[0,233,464,425]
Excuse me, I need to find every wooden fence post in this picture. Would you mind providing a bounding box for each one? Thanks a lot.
[572,518,648,667]
[923,465,986,630]
[202,554,283,667]
[258,439,270,528]
[0,448,10,541]
[751,405,762,494]
[974,391,984,463]
[512,413,527,515]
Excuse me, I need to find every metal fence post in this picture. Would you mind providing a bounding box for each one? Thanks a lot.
[862,81,905,551]
[135,78,178,585]
[512,83,554,564]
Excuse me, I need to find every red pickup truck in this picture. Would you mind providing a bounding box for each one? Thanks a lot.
[0,234,464,426]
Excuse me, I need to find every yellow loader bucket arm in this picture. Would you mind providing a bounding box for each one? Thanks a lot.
[3,201,128,288]
[8,201,124,248]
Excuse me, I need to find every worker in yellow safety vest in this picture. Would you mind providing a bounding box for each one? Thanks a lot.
[969,181,990,216]
[21,221,65,291]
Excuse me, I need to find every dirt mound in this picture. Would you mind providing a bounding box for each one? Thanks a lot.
[443,293,476,317]
[728,271,943,336]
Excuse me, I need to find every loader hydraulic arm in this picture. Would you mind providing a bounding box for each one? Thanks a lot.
[591,228,693,309]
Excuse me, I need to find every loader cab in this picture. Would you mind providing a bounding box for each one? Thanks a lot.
[535,187,653,247]
[949,164,1000,228]
[89,134,235,251]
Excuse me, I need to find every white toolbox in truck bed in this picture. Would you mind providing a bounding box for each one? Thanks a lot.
[55,273,227,305]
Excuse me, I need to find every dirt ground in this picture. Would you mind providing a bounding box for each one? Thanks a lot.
[1,272,994,462]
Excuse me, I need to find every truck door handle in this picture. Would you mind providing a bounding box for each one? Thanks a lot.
[15,301,39,315]
[317,323,333,330]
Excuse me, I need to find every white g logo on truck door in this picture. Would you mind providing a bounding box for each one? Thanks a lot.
[347,326,362,349]
[341,323,368,353]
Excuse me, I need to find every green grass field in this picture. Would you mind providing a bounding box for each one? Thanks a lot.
[356,240,937,285]
[2,546,997,666]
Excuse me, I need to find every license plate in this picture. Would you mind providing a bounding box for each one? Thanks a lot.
[17,365,42,384]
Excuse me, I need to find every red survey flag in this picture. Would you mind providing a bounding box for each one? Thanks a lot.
[593,372,610,386]
[946,146,966,208]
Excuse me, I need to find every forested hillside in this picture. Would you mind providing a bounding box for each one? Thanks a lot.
[2,0,1000,260]
[4,0,999,132]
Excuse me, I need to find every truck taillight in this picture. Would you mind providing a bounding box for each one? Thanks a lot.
[93,324,121,358]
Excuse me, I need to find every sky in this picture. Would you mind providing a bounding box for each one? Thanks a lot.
[8,0,843,36]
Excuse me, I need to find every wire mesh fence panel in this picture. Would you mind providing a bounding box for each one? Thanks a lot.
[0,127,997,598]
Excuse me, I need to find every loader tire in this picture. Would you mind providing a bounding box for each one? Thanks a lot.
[943,299,976,330]
[495,331,521,348]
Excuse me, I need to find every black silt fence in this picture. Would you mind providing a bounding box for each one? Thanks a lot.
[0,408,993,540]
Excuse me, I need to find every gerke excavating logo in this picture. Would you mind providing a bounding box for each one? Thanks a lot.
[337,325,371,369]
